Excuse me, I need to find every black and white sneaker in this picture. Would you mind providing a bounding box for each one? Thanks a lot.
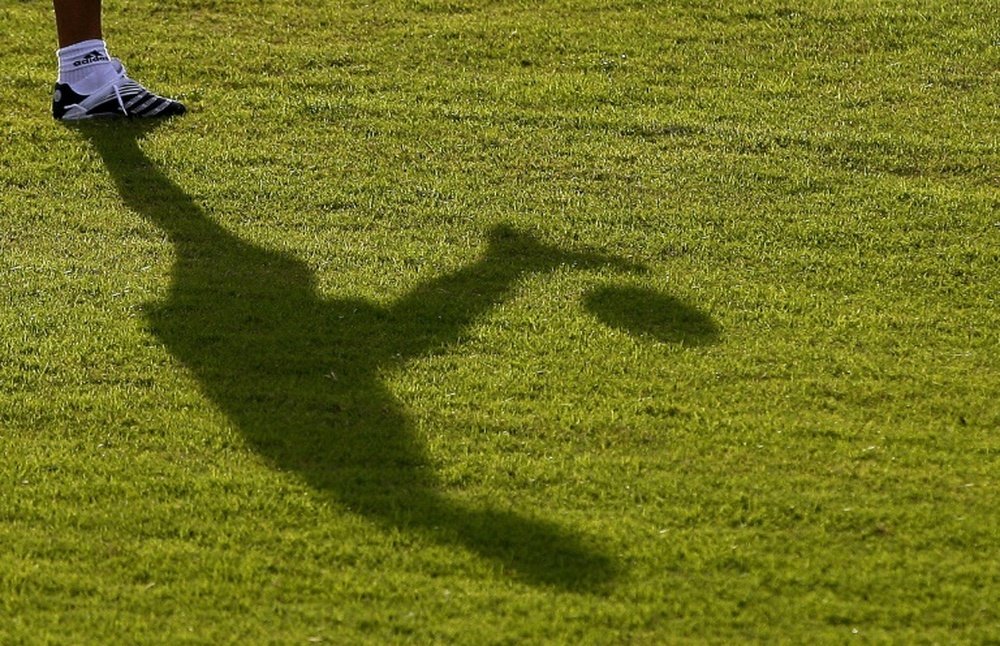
[53,59,186,121]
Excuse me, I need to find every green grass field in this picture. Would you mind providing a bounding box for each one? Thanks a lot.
[2,0,998,642]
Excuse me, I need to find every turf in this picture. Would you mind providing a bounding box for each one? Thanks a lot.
[2,0,998,642]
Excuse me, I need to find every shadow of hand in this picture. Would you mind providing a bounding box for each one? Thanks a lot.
[486,224,647,274]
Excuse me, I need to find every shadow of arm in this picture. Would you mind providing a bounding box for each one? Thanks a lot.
[384,225,645,361]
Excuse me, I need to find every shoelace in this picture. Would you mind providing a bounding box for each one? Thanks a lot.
[109,60,129,115]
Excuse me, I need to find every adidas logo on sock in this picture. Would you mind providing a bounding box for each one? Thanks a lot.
[73,50,109,67]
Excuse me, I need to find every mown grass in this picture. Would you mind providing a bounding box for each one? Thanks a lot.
[2,0,998,642]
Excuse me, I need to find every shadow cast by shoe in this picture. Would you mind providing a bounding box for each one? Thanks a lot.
[74,121,647,591]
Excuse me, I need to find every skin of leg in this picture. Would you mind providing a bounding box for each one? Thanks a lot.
[53,0,102,48]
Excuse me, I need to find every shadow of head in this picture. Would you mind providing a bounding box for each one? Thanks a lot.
[584,285,720,345]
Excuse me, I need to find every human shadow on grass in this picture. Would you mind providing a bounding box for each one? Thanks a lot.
[77,122,716,591]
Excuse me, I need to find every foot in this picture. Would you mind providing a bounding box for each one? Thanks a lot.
[53,59,186,121]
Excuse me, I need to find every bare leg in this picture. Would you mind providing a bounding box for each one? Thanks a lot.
[53,0,102,48]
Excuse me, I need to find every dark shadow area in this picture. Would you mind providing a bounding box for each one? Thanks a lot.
[74,121,663,591]
[583,285,720,345]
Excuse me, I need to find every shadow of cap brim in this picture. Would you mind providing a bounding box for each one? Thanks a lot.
[583,285,720,345]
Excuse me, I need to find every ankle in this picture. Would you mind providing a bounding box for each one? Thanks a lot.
[56,39,117,94]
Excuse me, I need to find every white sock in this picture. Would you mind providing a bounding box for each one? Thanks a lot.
[56,39,119,94]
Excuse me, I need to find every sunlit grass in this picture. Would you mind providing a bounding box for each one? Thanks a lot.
[1,0,998,642]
